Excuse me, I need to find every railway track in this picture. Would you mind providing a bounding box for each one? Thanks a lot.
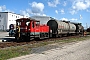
[0,35,82,48]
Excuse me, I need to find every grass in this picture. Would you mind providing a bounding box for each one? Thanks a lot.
[0,35,90,60]
[0,46,31,60]
[56,36,90,43]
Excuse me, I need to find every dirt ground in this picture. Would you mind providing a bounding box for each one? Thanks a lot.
[8,39,90,60]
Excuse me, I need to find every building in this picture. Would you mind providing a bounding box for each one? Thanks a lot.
[0,12,29,31]
[31,16,51,24]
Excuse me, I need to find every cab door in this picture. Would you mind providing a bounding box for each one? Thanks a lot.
[31,21,35,36]
[31,21,40,37]
[34,21,40,36]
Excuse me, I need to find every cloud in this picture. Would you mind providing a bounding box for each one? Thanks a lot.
[70,0,90,15]
[0,5,15,13]
[25,2,45,16]
[0,5,6,11]
[26,9,32,14]
[42,14,46,16]
[70,10,77,15]
[55,10,58,14]
[4,9,14,13]
[80,14,82,19]
[73,1,90,10]
[60,18,68,21]
[55,9,65,14]
[20,10,30,17]
[63,1,67,6]
[86,9,90,12]
[20,2,46,16]
[0,5,28,17]
[70,18,77,21]
[31,2,44,13]
[60,18,78,22]
[48,0,60,7]
[60,9,65,14]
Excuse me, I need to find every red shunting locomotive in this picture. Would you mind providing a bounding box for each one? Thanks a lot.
[15,18,49,41]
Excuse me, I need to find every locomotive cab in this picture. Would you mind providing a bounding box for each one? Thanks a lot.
[15,18,29,40]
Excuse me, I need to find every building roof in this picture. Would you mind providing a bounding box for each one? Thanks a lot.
[0,12,28,17]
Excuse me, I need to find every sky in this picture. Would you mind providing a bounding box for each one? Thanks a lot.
[0,0,90,29]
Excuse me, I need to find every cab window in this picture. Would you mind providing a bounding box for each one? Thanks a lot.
[32,22,34,28]
[26,21,30,26]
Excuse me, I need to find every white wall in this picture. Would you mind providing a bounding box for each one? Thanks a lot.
[7,13,24,29]
[0,13,8,30]
[0,12,29,31]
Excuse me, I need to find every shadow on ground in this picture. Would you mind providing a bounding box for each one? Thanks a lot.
[0,36,15,42]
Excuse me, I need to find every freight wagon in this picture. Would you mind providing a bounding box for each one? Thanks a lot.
[47,19,84,37]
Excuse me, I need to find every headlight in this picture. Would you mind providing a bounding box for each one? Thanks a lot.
[50,30,52,33]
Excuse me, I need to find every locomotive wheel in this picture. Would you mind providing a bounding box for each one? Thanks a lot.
[58,35,62,38]
[56,34,58,37]
[49,33,52,38]
[26,36,30,42]
[15,36,20,42]
[40,33,44,39]
[47,33,49,38]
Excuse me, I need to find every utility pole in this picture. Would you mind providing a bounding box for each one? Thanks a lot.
[2,25,4,31]
[86,23,88,29]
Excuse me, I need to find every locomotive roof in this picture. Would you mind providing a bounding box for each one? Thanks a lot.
[16,18,40,22]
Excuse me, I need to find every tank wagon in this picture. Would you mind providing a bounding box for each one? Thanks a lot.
[15,18,49,41]
[87,27,90,32]
[47,19,84,37]
[71,22,84,35]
